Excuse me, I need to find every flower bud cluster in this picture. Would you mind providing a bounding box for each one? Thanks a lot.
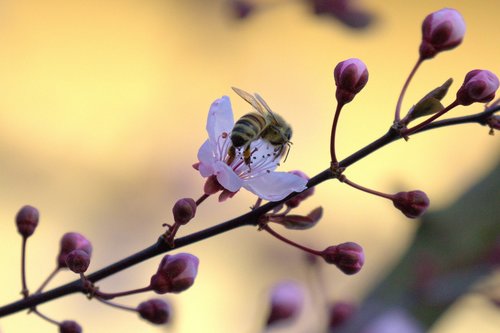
[58,232,93,269]
[392,190,430,219]
[321,242,365,275]
[137,299,171,325]
[65,249,91,274]
[150,253,200,294]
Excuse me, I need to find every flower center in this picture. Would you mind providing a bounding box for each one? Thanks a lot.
[217,132,281,179]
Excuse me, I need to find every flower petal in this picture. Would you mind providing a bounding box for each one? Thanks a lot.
[214,162,243,193]
[244,172,308,201]
[207,96,234,143]
[197,140,216,177]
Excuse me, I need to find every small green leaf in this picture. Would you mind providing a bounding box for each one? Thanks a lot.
[405,78,453,122]
[411,97,445,119]
[425,78,453,101]
[280,215,316,230]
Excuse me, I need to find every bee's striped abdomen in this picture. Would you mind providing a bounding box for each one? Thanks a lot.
[230,112,266,147]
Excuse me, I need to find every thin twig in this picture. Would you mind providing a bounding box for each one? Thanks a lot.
[0,105,497,317]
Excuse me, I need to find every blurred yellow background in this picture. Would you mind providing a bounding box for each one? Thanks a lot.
[0,0,498,332]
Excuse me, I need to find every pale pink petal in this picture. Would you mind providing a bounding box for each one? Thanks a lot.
[206,96,234,143]
[197,140,216,177]
[244,172,308,201]
[214,162,243,193]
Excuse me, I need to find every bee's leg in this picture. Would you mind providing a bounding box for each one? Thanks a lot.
[227,145,236,165]
[272,146,283,161]
[243,146,252,168]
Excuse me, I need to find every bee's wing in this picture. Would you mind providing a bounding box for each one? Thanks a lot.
[255,93,280,124]
[232,87,266,116]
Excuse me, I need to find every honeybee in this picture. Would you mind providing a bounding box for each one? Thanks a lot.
[228,87,292,166]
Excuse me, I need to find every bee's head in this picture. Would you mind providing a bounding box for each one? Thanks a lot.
[267,125,292,145]
[284,127,292,141]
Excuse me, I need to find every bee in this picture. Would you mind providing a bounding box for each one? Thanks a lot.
[228,87,292,166]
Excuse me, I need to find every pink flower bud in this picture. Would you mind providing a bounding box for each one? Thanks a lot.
[59,320,82,333]
[309,0,373,29]
[172,198,197,225]
[419,8,465,60]
[285,171,314,208]
[266,281,304,326]
[231,0,255,20]
[328,301,356,329]
[65,249,91,274]
[15,205,39,238]
[150,253,199,294]
[57,232,93,268]
[321,242,365,275]
[392,190,430,219]
[137,298,171,325]
[334,58,369,105]
[456,70,499,106]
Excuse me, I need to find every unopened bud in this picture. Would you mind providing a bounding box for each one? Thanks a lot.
[266,281,304,326]
[15,205,39,238]
[58,232,93,268]
[334,58,369,105]
[419,8,465,60]
[285,171,314,208]
[59,320,82,333]
[456,70,499,106]
[321,242,365,275]
[150,253,199,294]
[231,0,255,19]
[392,190,430,219]
[328,301,356,329]
[137,298,171,325]
[65,249,91,274]
[172,198,197,225]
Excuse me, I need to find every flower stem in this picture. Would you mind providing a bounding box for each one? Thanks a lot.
[20,237,29,298]
[252,198,263,210]
[196,193,210,206]
[330,103,345,165]
[32,308,60,326]
[395,58,423,122]
[403,100,460,136]
[94,286,152,300]
[95,297,137,312]
[35,267,61,294]
[340,176,394,200]
[262,224,322,256]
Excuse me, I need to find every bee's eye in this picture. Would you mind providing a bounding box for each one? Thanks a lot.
[285,128,292,140]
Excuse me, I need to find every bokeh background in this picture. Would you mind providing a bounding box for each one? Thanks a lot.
[0,0,499,332]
